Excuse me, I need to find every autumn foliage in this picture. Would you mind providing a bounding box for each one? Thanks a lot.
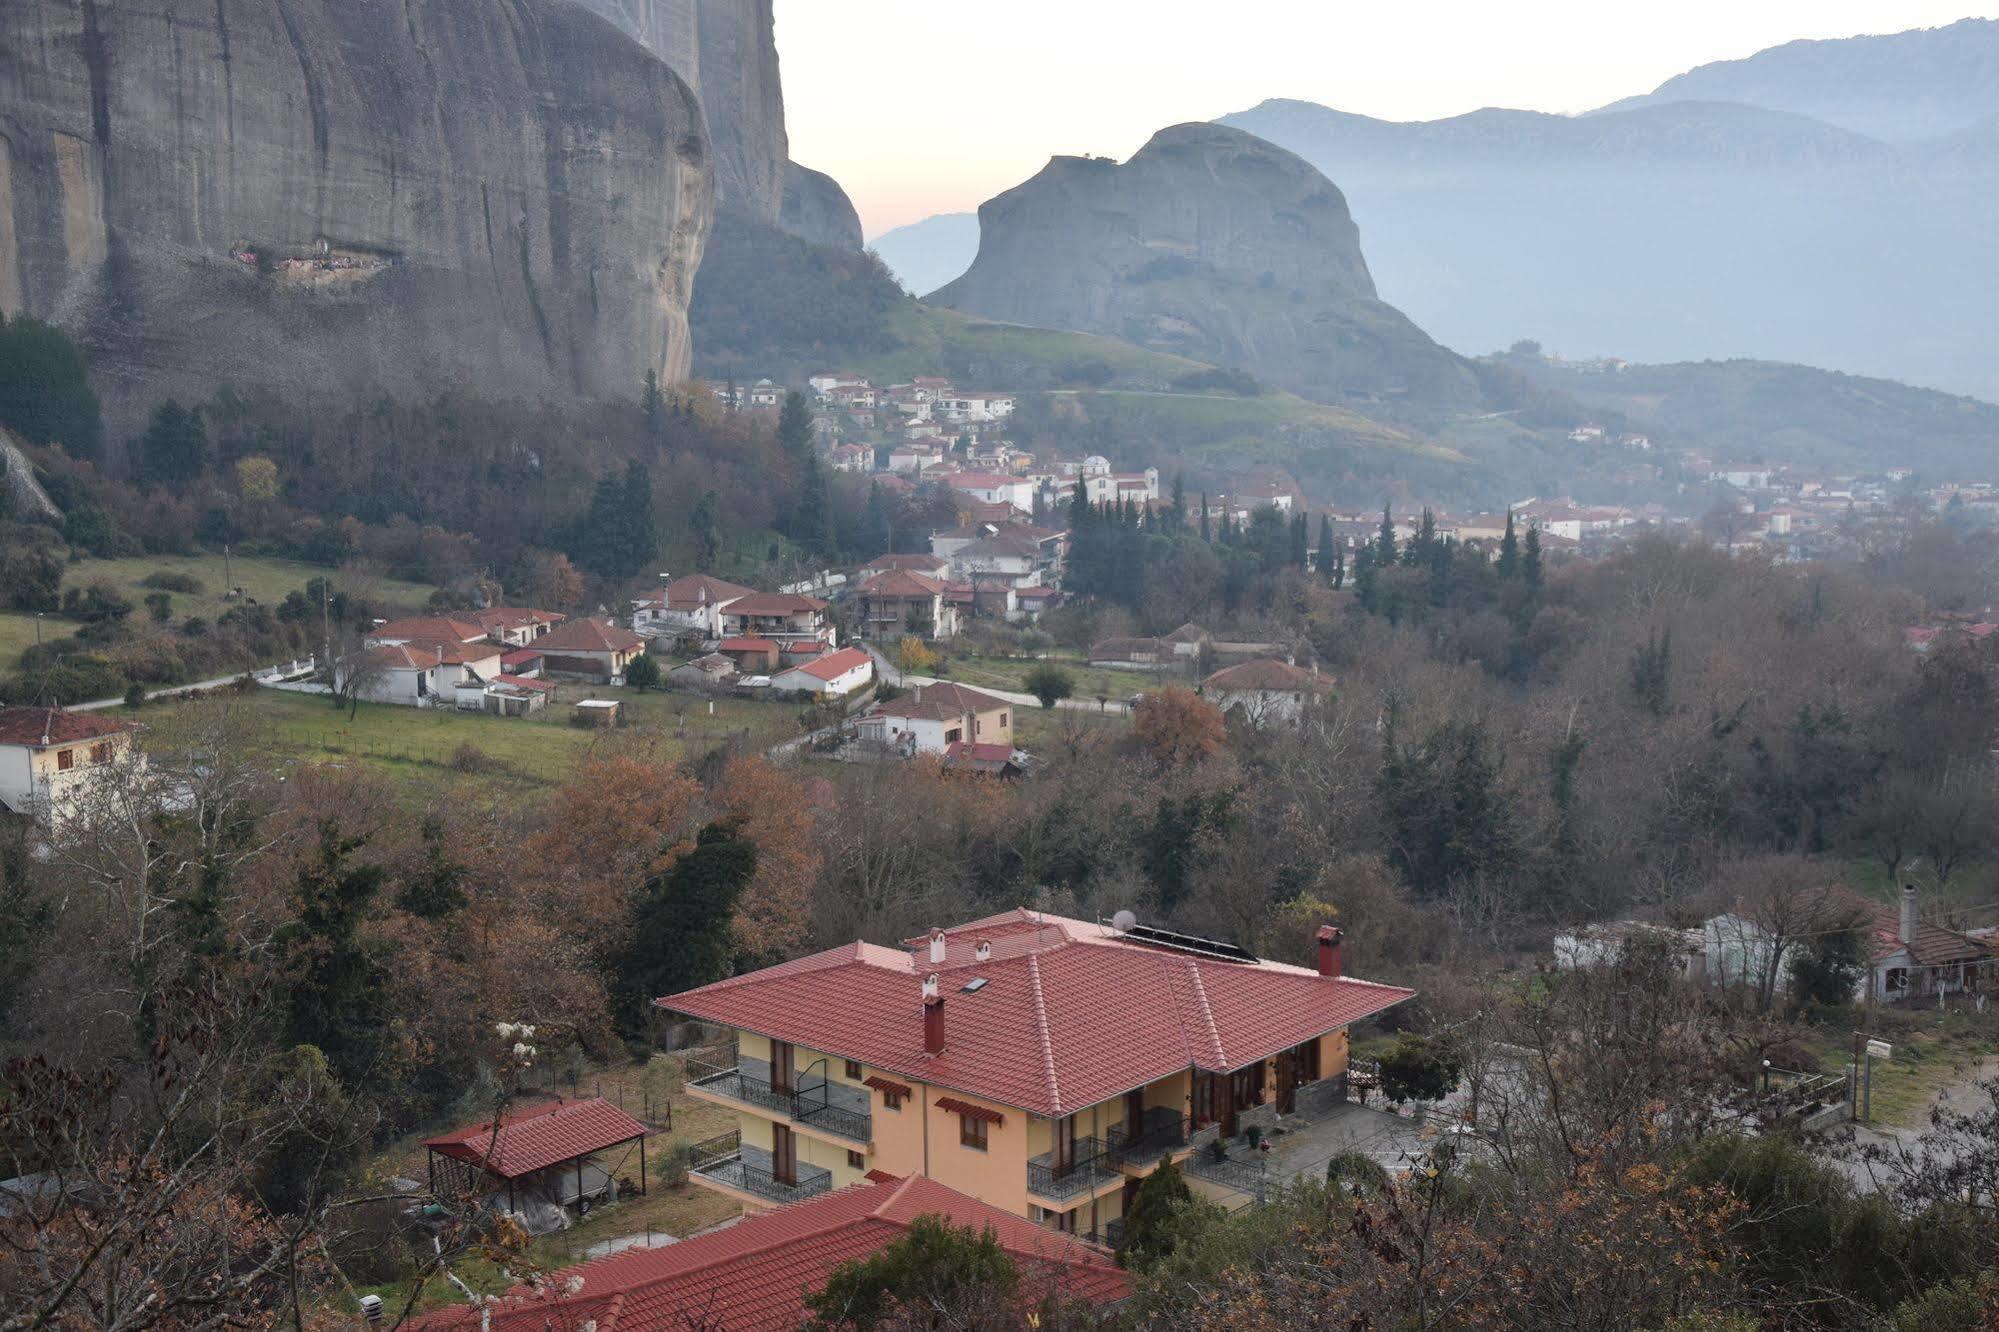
[1133,687,1227,764]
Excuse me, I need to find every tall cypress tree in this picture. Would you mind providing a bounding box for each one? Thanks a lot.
[777,389,813,461]
[1199,493,1211,543]
[616,822,757,1033]
[1497,511,1520,579]
[1523,524,1544,592]
[1169,472,1187,529]
[1318,515,1337,584]
[1376,505,1397,567]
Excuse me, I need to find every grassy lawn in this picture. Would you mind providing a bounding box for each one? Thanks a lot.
[1013,700,1129,754]
[933,649,1177,707]
[211,685,806,795]
[63,553,435,622]
[0,610,70,666]
[1796,1009,1999,1128]
[4,554,440,674]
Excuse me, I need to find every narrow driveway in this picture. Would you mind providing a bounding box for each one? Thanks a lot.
[858,642,1132,716]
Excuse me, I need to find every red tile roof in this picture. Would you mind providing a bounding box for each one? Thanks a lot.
[372,616,487,644]
[943,742,1020,772]
[728,593,829,616]
[637,574,759,611]
[1807,889,1989,967]
[1203,659,1335,693]
[0,706,131,748]
[783,647,873,683]
[498,649,544,668]
[365,643,444,670]
[870,682,1010,721]
[475,607,565,630]
[536,617,645,654]
[662,910,1412,1117]
[407,1174,1128,1331]
[859,569,948,598]
[493,675,555,693]
[424,1098,647,1181]
[934,1096,1004,1124]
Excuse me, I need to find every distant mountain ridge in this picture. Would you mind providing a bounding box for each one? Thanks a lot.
[1216,20,1999,403]
[1597,18,1999,142]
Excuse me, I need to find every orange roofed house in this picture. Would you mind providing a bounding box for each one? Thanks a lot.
[660,910,1411,1243]
[407,1172,1127,1331]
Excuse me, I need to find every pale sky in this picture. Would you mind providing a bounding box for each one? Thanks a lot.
[774,1,1998,237]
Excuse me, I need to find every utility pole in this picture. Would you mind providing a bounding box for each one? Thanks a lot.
[223,543,234,598]
[321,579,332,691]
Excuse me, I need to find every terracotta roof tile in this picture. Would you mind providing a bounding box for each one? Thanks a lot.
[1203,659,1334,693]
[536,618,645,654]
[424,1098,647,1180]
[407,1175,1128,1331]
[0,707,131,748]
[662,911,1411,1117]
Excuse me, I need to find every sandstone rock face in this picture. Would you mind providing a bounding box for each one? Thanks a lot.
[566,0,786,219]
[0,0,712,424]
[780,162,864,252]
[933,123,1480,405]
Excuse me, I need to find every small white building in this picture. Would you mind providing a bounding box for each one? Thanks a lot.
[1200,659,1335,725]
[944,473,1035,511]
[339,643,446,707]
[0,706,139,826]
[855,682,1015,755]
[770,646,874,698]
[632,574,757,639]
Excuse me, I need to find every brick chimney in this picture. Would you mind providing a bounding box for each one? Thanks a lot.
[974,939,992,962]
[1316,925,1344,978]
[929,929,947,964]
[1901,884,1918,945]
[922,973,945,1054]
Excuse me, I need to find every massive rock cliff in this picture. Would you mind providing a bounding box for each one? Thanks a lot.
[0,0,712,424]
[932,123,1481,406]
[564,0,785,219]
[780,162,864,252]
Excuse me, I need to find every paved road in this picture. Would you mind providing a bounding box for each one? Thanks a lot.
[858,642,1133,716]
[71,659,319,712]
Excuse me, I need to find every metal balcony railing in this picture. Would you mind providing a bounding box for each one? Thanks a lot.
[1027,1137,1117,1201]
[1184,1141,1267,1201]
[1105,1109,1189,1166]
[689,1141,832,1205]
[688,1066,872,1143]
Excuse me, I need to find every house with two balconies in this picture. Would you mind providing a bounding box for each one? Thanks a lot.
[658,909,1413,1245]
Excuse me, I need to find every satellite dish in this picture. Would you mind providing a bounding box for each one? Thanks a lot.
[1111,910,1138,933]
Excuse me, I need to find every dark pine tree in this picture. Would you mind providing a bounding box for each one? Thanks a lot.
[1497,510,1520,579]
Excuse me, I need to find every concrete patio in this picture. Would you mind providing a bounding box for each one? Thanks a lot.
[1185,1096,1430,1205]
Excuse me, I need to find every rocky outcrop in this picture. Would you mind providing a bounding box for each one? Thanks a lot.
[0,426,62,524]
[566,0,787,220]
[780,162,864,252]
[0,0,712,425]
[932,123,1481,406]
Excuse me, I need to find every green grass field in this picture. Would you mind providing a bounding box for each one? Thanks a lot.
[209,685,806,795]
[64,554,435,623]
[4,554,440,674]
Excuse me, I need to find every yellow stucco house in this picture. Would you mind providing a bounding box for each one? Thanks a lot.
[660,909,1412,1244]
[0,705,138,826]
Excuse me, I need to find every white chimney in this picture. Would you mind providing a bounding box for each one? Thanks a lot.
[921,972,940,1001]
[1900,884,1918,945]
[974,940,992,962]
[929,930,947,964]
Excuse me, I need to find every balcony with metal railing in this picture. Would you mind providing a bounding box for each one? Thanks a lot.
[1027,1136,1119,1203]
[1106,1108,1189,1168]
[688,1133,832,1206]
[686,1057,872,1144]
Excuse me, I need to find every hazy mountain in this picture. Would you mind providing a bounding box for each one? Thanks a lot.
[932,123,1484,407]
[1599,18,1999,142]
[870,213,981,296]
[1219,90,1999,401]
